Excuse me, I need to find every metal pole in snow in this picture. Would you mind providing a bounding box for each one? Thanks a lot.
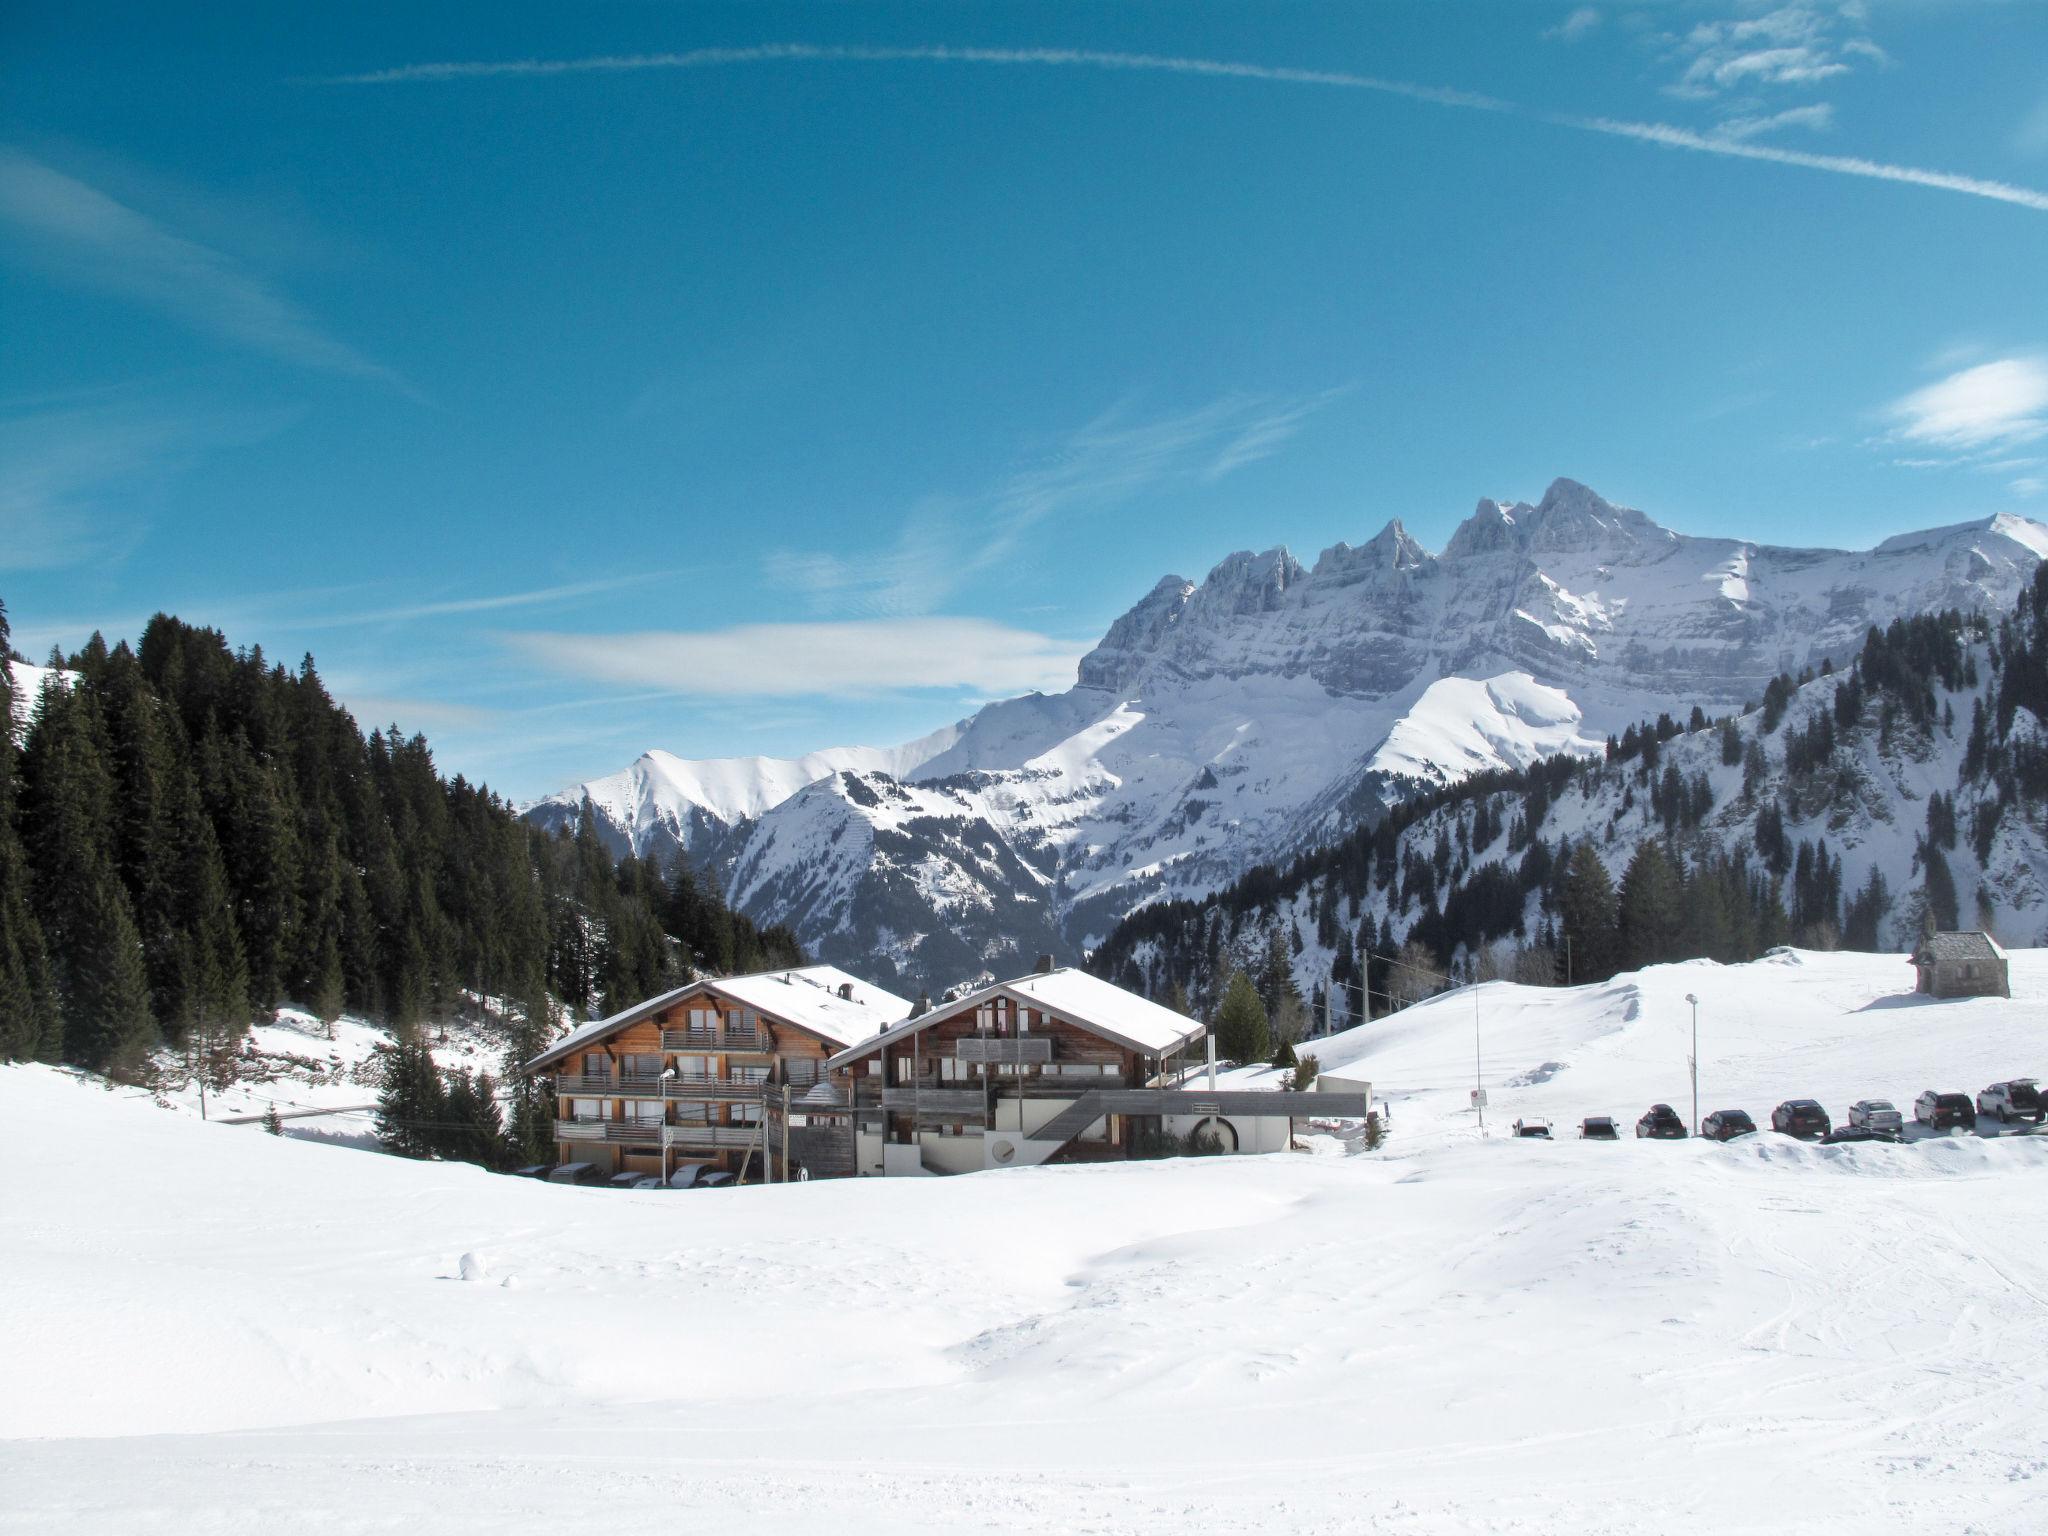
[1472,983,1484,1134]
[1686,992,1700,1135]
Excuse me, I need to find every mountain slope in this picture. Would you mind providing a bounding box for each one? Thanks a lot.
[535,481,2048,989]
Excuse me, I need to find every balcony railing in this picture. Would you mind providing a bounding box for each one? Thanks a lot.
[659,1027,770,1054]
[664,1077,768,1101]
[556,1073,666,1096]
[662,1123,763,1149]
[556,1118,665,1146]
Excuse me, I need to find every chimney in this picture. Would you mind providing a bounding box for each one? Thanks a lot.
[1035,953,1056,974]
[838,982,854,1001]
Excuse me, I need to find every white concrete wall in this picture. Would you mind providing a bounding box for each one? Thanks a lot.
[917,1131,984,1175]
[855,1129,885,1177]
[1163,1112,1295,1155]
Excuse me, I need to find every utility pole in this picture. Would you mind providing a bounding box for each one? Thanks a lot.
[1685,992,1700,1135]
[1472,984,1485,1133]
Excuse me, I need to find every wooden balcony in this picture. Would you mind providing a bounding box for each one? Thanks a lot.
[953,1038,1053,1065]
[879,1087,989,1115]
[664,1076,768,1101]
[557,1118,664,1146]
[659,1027,768,1054]
[556,1073,665,1096]
[662,1123,762,1149]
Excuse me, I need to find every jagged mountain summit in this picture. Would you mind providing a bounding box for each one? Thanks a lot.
[532,480,2048,989]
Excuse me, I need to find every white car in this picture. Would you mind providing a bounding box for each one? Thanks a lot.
[1847,1099,1904,1136]
[1512,1118,1553,1139]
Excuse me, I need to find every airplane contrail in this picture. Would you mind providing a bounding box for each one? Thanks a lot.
[328,42,2048,216]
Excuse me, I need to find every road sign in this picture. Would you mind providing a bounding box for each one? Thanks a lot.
[1470,1087,1488,1108]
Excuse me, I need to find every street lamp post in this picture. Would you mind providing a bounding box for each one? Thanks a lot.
[1685,992,1700,1135]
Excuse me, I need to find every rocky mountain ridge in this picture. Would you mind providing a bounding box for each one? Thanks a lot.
[528,480,2048,990]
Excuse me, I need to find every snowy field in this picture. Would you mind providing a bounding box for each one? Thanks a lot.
[6,949,2048,1534]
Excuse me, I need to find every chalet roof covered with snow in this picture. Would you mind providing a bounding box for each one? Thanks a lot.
[827,966,1202,1067]
[525,965,911,1071]
[1914,930,2008,963]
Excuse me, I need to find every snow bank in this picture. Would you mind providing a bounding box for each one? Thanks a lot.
[7,950,2048,1532]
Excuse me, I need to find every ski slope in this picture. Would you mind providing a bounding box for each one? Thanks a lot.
[5,950,2048,1534]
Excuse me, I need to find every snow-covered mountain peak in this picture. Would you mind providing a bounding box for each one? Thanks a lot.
[535,480,2048,988]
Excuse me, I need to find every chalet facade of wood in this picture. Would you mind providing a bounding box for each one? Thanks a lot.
[1912,931,2012,1000]
[819,965,1369,1176]
[521,966,911,1184]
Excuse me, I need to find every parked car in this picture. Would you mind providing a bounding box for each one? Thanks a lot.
[546,1161,603,1185]
[1636,1104,1688,1139]
[1847,1099,1905,1136]
[1977,1079,2045,1125]
[511,1163,554,1180]
[696,1169,736,1189]
[1580,1116,1619,1140]
[1513,1118,1553,1138]
[1820,1124,1902,1145]
[1771,1099,1831,1139]
[1701,1109,1757,1141]
[1913,1091,1975,1131]
[607,1170,645,1189]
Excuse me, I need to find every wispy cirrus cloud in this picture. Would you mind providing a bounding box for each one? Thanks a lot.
[508,616,1088,699]
[764,389,1346,620]
[1548,8,1603,43]
[0,396,299,573]
[0,148,408,392]
[1886,356,2048,454]
[324,41,2048,215]
[1665,4,1885,101]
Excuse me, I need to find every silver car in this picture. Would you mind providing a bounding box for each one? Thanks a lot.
[1847,1099,1904,1135]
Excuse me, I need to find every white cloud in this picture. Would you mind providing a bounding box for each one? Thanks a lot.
[1667,4,1886,100]
[1714,103,1835,141]
[508,617,1088,698]
[330,41,2048,217]
[2016,97,2048,160]
[0,397,296,572]
[765,390,1345,619]
[2012,476,2045,499]
[0,148,406,390]
[1886,356,2048,453]
[1549,8,1602,42]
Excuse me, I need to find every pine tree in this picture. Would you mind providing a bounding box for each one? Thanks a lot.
[1213,970,1270,1065]
[263,1103,284,1136]
[0,603,60,1062]
[375,1036,446,1158]
[1617,841,1685,972]
[20,678,155,1072]
[1557,841,1620,983]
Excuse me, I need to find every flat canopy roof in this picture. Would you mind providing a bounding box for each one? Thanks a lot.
[827,967,1203,1068]
[526,964,911,1072]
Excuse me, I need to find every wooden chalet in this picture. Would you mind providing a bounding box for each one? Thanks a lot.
[819,962,1369,1176]
[522,965,911,1184]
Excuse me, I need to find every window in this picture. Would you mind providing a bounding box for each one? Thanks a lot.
[582,1053,608,1077]
[571,1098,603,1120]
[673,1054,712,1077]
[626,1101,662,1125]
[731,1103,761,1126]
[673,1103,710,1124]
[620,1054,661,1078]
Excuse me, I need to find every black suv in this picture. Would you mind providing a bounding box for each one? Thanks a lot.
[1770,1100,1831,1140]
[1914,1091,1975,1131]
[1635,1104,1688,1139]
[1701,1109,1757,1141]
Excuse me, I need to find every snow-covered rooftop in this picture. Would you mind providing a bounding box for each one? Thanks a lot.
[828,966,1202,1066]
[526,965,911,1070]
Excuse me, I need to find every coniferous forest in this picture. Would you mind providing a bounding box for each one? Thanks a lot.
[1091,564,2048,1036]
[0,605,801,1083]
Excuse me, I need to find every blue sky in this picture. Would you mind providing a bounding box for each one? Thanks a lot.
[4,1,2047,801]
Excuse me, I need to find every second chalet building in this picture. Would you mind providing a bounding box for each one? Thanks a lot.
[524,965,911,1184]
[524,960,1368,1181]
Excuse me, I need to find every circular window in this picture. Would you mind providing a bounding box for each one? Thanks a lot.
[1189,1117,1239,1153]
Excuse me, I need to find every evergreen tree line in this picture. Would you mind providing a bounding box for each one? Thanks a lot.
[374,1035,557,1169]
[1090,596,2032,1020]
[0,605,802,1076]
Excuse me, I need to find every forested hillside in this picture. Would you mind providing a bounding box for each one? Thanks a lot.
[0,606,800,1077]
[1090,565,2048,1039]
